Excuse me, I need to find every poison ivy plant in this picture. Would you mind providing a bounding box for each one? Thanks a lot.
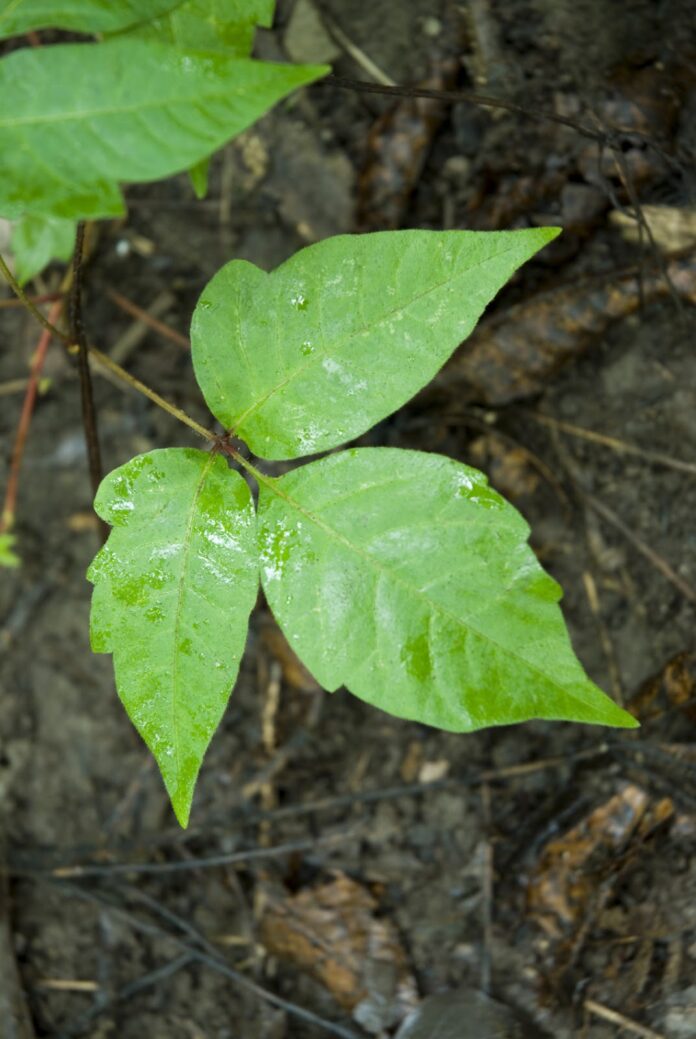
[88,228,638,827]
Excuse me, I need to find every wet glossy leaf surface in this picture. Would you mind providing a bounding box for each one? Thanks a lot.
[191,228,560,460]
[258,448,637,731]
[0,39,326,220]
[87,449,259,826]
[11,214,76,286]
[124,0,276,55]
[0,0,183,38]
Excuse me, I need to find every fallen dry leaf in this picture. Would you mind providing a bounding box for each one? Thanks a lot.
[440,254,696,405]
[357,57,458,232]
[627,650,696,726]
[259,614,321,693]
[527,783,649,942]
[468,435,541,502]
[259,872,418,1033]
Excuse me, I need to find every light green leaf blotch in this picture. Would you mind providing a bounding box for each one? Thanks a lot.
[124,0,276,55]
[257,448,638,732]
[0,39,327,220]
[188,157,211,200]
[88,448,259,827]
[0,533,20,568]
[191,228,560,461]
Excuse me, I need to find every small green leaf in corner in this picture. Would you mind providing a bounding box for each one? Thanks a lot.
[189,157,211,200]
[0,533,20,569]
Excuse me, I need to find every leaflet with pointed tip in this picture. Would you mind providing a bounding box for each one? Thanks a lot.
[0,39,327,220]
[257,448,637,731]
[191,228,560,460]
[87,448,259,827]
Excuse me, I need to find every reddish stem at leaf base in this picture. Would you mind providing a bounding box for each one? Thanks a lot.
[0,300,63,535]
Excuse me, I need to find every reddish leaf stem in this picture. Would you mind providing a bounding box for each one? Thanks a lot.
[1,300,63,535]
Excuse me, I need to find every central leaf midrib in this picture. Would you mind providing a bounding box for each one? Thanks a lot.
[170,453,217,777]
[262,474,596,710]
[0,47,280,131]
[233,243,520,433]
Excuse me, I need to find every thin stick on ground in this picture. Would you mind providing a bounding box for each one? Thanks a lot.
[18,828,360,879]
[584,490,696,606]
[0,299,63,536]
[582,570,625,705]
[549,427,696,606]
[0,255,70,343]
[526,411,696,476]
[584,998,667,1039]
[51,880,362,1039]
[59,954,195,1037]
[106,288,190,351]
[10,745,611,867]
[320,12,396,85]
[329,75,608,144]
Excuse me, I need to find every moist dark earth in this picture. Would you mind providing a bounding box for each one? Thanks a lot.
[1,2,696,1037]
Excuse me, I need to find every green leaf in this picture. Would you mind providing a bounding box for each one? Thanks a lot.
[189,156,211,199]
[11,214,76,285]
[257,448,637,732]
[87,448,259,827]
[0,0,185,39]
[0,38,327,220]
[0,533,20,568]
[125,0,276,55]
[191,228,558,461]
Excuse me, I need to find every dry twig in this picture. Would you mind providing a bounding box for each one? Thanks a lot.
[584,998,667,1039]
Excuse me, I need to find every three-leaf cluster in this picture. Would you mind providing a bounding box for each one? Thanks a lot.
[87,229,637,827]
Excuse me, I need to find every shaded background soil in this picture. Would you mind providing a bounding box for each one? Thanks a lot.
[1,1,696,1036]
